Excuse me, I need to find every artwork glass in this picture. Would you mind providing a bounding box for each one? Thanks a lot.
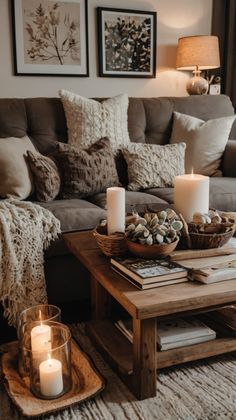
[97,7,156,78]
[12,0,89,76]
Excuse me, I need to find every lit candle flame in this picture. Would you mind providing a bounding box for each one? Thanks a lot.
[47,353,52,366]
[191,168,194,178]
[39,309,42,327]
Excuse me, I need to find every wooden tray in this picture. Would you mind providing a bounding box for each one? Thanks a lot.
[0,339,105,418]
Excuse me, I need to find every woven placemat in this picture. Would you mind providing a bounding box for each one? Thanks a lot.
[0,339,105,418]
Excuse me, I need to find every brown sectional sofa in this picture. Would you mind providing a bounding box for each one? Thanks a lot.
[1,94,236,305]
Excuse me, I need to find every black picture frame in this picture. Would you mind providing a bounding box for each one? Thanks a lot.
[12,0,89,77]
[97,7,157,78]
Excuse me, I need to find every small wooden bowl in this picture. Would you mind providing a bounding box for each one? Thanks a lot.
[126,238,179,258]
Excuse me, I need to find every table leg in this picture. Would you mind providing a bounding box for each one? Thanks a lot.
[90,275,111,320]
[132,317,156,399]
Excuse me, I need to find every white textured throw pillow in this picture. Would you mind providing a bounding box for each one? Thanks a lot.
[59,90,130,152]
[122,142,186,191]
[170,112,236,176]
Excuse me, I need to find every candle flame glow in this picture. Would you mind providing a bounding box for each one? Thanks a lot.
[39,309,43,327]
[191,168,194,178]
[47,353,52,366]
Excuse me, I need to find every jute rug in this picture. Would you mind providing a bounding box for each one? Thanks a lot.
[1,323,236,420]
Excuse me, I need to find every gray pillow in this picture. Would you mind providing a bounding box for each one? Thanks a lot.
[27,151,61,202]
[170,112,236,176]
[122,142,186,191]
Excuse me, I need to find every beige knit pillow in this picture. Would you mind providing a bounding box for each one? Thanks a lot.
[170,112,236,176]
[59,90,130,152]
[122,142,186,191]
[0,136,36,199]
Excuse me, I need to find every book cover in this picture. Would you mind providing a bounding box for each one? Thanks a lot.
[157,317,216,345]
[112,266,188,289]
[111,256,187,284]
[158,333,216,351]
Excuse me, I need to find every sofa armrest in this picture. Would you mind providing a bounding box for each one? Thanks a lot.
[222,140,236,177]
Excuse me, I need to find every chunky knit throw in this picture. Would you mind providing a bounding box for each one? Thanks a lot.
[0,200,61,326]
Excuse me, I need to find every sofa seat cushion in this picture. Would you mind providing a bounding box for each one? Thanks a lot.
[88,190,168,213]
[146,177,236,212]
[38,199,107,258]
[38,199,107,232]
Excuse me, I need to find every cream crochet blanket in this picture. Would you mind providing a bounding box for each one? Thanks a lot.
[0,200,61,326]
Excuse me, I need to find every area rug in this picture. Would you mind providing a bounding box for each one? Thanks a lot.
[1,323,236,420]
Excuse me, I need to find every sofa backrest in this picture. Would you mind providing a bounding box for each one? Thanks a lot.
[0,95,235,155]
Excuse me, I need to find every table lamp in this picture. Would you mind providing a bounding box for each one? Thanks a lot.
[176,35,220,95]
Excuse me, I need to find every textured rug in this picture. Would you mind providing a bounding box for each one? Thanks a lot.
[1,323,236,420]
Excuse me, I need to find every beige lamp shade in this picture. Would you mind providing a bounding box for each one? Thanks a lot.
[176,35,220,70]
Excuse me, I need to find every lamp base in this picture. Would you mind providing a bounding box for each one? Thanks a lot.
[186,69,209,95]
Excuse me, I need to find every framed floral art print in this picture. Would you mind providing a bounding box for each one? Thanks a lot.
[12,0,89,76]
[97,7,157,78]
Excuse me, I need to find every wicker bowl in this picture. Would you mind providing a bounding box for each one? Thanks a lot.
[126,238,179,258]
[188,222,235,249]
[189,230,234,249]
[93,225,128,257]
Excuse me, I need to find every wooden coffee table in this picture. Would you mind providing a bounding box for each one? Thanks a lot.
[64,231,236,400]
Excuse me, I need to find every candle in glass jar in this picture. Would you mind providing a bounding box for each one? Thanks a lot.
[39,356,63,397]
[31,323,51,353]
[174,173,209,222]
[107,187,125,235]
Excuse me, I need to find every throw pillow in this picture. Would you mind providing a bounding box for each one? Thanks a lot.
[59,90,130,152]
[122,142,186,191]
[170,112,236,176]
[55,137,119,199]
[27,151,61,202]
[0,136,36,200]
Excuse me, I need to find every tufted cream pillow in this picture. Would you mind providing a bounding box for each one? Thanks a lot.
[170,112,236,176]
[59,90,130,152]
[0,136,36,199]
[122,142,186,191]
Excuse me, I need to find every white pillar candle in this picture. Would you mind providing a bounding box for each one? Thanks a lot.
[39,357,63,397]
[107,187,125,235]
[174,174,209,223]
[31,324,51,353]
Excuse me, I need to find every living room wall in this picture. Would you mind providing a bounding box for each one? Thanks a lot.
[0,0,212,98]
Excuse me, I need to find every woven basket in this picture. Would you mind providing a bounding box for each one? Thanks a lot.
[93,225,128,257]
[189,230,234,249]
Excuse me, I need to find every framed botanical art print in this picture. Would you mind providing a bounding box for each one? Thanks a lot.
[97,7,157,78]
[12,0,89,76]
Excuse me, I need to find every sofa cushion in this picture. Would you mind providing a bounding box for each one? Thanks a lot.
[59,90,130,152]
[170,112,235,176]
[38,199,107,233]
[27,151,61,202]
[55,138,119,199]
[122,142,186,191]
[0,136,36,199]
[88,190,169,213]
[146,177,236,212]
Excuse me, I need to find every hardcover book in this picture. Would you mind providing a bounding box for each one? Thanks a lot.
[111,256,187,285]
[112,266,188,289]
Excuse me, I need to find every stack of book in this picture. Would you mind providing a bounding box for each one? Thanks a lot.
[170,238,236,284]
[114,317,216,351]
[111,256,188,289]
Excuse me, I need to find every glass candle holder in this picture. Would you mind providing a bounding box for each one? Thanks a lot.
[18,304,61,378]
[22,321,72,399]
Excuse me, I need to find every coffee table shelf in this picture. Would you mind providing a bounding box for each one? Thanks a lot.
[86,316,236,375]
